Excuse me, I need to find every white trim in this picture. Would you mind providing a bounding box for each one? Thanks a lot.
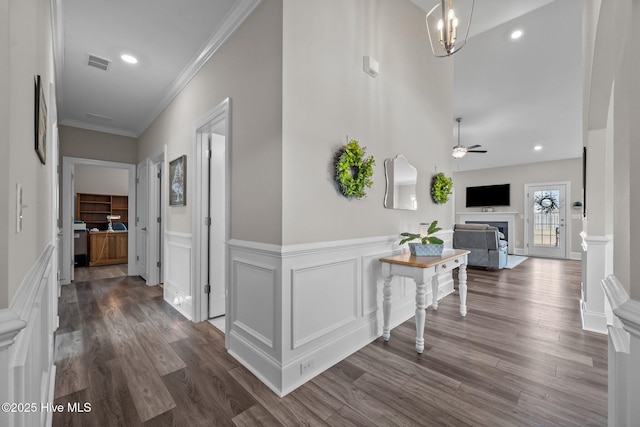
[0,246,56,427]
[58,119,138,138]
[146,147,167,286]
[601,274,640,426]
[61,157,137,284]
[193,99,232,323]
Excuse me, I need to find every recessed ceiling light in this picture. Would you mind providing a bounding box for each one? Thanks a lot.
[121,54,138,64]
[534,145,543,151]
[510,30,523,40]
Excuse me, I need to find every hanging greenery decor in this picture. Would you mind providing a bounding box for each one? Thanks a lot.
[335,140,375,199]
[534,192,559,214]
[431,173,453,204]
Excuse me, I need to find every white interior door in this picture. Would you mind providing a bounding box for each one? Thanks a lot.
[208,132,226,318]
[526,183,567,258]
[136,159,149,280]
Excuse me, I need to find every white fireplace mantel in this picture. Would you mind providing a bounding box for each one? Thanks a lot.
[456,212,519,254]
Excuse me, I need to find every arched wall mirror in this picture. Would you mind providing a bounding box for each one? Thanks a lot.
[384,155,417,210]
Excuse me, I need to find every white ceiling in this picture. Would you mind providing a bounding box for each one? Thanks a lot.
[55,0,584,173]
[55,0,258,137]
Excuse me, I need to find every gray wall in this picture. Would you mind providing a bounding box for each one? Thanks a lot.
[59,125,138,164]
[74,165,129,196]
[454,158,583,256]
[281,0,454,244]
[138,0,283,241]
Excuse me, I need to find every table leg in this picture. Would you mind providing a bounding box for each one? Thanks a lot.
[415,280,427,353]
[458,263,468,317]
[431,274,439,310]
[382,275,393,341]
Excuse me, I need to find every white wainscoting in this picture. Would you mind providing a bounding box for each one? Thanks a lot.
[580,232,611,334]
[0,245,58,427]
[601,275,640,427]
[164,232,193,321]
[227,230,455,396]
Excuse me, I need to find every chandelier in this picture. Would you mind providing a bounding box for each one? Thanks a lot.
[425,0,474,57]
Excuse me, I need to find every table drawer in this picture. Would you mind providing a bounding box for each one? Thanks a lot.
[436,256,464,273]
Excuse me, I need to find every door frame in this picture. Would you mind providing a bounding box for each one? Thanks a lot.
[192,98,231,324]
[61,156,137,284]
[523,181,571,259]
[147,147,166,286]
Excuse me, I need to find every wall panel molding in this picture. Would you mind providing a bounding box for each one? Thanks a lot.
[227,232,456,396]
[1,245,57,427]
[164,232,193,320]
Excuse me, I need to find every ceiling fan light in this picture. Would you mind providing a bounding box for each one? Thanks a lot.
[452,146,466,158]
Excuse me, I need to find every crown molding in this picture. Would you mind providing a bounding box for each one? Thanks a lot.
[135,0,262,137]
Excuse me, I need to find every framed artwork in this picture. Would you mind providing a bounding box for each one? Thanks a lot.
[169,155,187,206]
[34,75,47,165]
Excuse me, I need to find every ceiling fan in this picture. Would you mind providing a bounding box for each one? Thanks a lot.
[452,117,487,158]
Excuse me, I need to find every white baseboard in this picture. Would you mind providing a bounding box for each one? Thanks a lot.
[580,299,608,334]
[570,251,581,260]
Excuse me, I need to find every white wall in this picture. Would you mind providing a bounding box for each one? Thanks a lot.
[1,0,56,309]
[453,158,583,256]
[74,165,129,196]
[282,0,454,245]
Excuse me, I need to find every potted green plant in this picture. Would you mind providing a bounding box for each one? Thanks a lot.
[399,220,444,256]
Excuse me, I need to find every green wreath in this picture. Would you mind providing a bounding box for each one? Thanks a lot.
[431,173,453,204]
[335,140,375,199]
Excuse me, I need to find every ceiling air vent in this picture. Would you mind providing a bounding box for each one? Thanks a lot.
[87,54,111,71]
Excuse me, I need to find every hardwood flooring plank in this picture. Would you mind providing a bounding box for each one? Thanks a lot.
[54,330,89,398]
[169,341,256,418]
[161,368,235,427]
[122,367,176,423]
[52,388,98,427]
[130,321,186,376]
[142,408,191,427]
[288,380,344,421]
[135,299,189,343]
[85,358,143,427]
[232,404,283,427]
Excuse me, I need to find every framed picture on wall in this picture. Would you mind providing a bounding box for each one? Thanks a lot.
[34,75,47,165]
[169,155,186,206]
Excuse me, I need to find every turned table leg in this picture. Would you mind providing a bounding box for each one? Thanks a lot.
[458,263,468,317]
[431,274,439,310]
[415,280,427,353]
[382,274,393,341]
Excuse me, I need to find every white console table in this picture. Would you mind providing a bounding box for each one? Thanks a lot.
[379,249,470,353]
[457,211,518,254]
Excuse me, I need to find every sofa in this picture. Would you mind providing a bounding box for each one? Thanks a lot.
[453,223,508,269]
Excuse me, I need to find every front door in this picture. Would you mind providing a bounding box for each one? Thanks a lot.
[526,183,567,258]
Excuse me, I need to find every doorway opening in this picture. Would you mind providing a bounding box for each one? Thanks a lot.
[61,157,137,284]
[193,99,230,329]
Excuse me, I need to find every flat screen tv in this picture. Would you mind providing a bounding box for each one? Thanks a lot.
[466,184,510,207]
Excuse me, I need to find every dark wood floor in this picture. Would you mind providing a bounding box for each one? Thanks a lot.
[53,258,607,426]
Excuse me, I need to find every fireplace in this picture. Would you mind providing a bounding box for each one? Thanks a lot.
[456,212,518,254]
[466,221,509,242]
